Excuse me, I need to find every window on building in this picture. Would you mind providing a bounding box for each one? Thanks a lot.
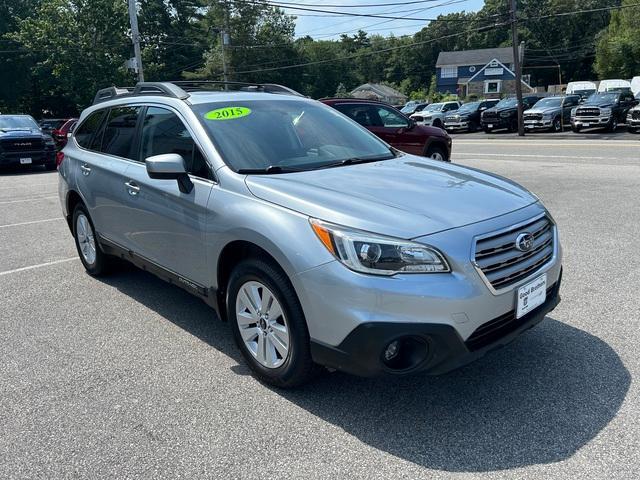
[440,66,458,78]
[484,80,502,94]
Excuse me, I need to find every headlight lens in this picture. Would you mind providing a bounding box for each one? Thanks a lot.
[44,136,55,146]
[310,219,450,275]
[571,107,577,116]
[600,107,611,116]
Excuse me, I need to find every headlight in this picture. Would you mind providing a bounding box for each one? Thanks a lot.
[571,108,577,116]
[542,112,553,119]
[310,219,450,275]
[499,111,511,118]
[600,107,611,116]
[423,115,432,120]
[44,136,55,146]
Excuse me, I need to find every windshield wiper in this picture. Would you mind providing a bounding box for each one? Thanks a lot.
[314,155,395,170]
[237,165,306,174]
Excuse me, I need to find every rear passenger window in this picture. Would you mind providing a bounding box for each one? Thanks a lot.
[75,110,106,150]
[100,106,141,159]
[139,107,210,179]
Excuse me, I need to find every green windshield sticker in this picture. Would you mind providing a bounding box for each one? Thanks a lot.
[204,107,251,121]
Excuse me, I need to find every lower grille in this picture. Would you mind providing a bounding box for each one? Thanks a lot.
[465,283,556,351]
[632,110,640,120]
[575,108,600,117]
[474,215,555,291]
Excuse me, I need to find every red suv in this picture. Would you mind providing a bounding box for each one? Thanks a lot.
[52,118,78,149]
[321,98,452,161]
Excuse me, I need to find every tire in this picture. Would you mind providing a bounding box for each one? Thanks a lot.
[571,125,581,133]
[551,116,562,132]
[432,119,443,129]
[629,127,638,134]
[483,126,492,133]
[425,144,448,162]
[468,120,478,133]
[608,117,618,132]
[508,120,517,133]
[227,258,319,388]
[72,204,112,276]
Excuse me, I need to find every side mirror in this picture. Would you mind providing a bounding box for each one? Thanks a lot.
[145,153,193,194]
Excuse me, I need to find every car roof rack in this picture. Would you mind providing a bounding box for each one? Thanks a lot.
[92,81,303,105]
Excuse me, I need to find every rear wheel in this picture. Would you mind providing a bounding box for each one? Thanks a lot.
[72,204,112,276]
[425,144,448,162]
[227,259,318,388]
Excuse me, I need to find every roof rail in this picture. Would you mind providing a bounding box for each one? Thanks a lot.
[171,80,304,97]
[92,80,303,105]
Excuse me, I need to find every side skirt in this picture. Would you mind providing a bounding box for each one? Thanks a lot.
[97,234,222,316]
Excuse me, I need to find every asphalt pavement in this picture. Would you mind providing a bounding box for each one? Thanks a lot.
[0,134,639,479]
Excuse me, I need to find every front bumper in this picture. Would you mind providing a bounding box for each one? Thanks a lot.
[524,119,554,130]
[311,274,561,377]
[293,204,563,377]
[571,116,611,128]
[626,117,640,127]
[481,117,510,130]
[444,121,469,131]
[0,149,56,167]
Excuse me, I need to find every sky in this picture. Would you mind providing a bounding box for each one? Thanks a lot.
[278,0,485,40]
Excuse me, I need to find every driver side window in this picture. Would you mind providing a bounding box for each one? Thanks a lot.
[140,107,211,180]
[376,107,409,128]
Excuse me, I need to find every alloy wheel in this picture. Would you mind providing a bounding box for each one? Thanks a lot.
[235,281,290,369]
[76,213,96,265]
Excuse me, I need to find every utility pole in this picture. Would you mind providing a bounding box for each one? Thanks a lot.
[128,0,144,82]
[510,0,524,136]
[220,31,229,85]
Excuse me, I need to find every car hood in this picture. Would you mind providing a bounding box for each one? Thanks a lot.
[245,156,537,239]
[580,102,615,108]
[525,107,559,115]
[0,128,45,139]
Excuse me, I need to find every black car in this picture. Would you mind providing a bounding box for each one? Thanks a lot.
[481,95,545,133]
[0,115,57,170]
[444,99,499,133]
[571,91,639,132]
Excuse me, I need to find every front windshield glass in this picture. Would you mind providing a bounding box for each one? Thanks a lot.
[457,102,480,113]
[424,103,443,112]
[193,100,394,172]
[0,115,39,130]
[400,105,415,113]
[585,93,618,104]
[495,98,517,108]
[533,98,562,108]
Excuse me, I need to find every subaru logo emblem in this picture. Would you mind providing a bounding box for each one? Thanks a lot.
[515,232,534,252]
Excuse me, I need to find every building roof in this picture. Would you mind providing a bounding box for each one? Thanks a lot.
[436,47,514,67]
[350,83,407,100]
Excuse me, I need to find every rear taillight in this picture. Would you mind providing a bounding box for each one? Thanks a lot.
[56,151,65,168]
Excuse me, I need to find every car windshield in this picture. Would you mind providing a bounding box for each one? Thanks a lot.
[533,98,562,108]
[400,105,415,113]
[193,100,395,172]
[457,102,480,113]
[585,93,619,104]
[0,116,39,130]
[495,98,517,108]
[424,103,443,112]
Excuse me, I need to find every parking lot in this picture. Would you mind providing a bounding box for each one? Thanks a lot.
[1,135,639,478]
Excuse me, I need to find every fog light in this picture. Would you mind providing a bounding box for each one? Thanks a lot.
[384,340,399,361]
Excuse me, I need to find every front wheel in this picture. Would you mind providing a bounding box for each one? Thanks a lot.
[425,144,448,162]
[227,259,318,388]
[608,118,618,132]
[468,120,478,133]
[551,116,562,132]
[571,125,581,133]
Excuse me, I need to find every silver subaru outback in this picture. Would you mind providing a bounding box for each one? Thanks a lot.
[58,81,562,387]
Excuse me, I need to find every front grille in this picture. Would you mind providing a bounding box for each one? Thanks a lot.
[0,138,45,152]
[474,215,554,291]
[524,113,543,121]
[575,107,600,117]
[632,110,640,120]
[482,112,498,121]
[465,283,556,351]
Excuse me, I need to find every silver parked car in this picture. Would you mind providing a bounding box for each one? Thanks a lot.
[523,95,581,132]
[58,81,563,387]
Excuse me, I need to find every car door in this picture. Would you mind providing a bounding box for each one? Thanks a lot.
[374,105,424,155]
[73,106,139,248]
[332,103,397,145]
[120,105,214,286]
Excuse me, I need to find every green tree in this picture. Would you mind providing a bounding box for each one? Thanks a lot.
[594,0,640,78]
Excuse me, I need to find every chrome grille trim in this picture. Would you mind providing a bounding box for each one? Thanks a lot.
[471,213,558,295]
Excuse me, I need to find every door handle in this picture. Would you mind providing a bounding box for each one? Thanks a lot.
[80,164,91,176]
[125,181,140,196]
